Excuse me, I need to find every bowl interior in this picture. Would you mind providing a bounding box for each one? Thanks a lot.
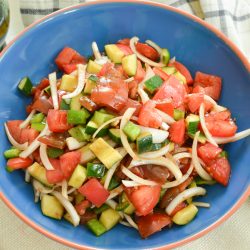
[0,2,250,249]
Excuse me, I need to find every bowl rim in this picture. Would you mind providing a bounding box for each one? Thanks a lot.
[0,1,249,249]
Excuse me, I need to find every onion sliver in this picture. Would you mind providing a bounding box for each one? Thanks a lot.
[166,187,206,215]
[156,109,175,125]
[107,185,123,201]
[33,179,53,194]
[105,199,124,218]
[62,64,86,99]
[123,214,138,230]
[120,221,132,227]
[49,72,59,110]
[92,41,101,60]
[122,166,157,186]
[125,77,134,83]
[52,191,80,226]
[66,137,86,150]
[145,39,162,55]
[173,152,192,161]
[139,126,169,143]
[39,143,54,170]
[192,131,212,181]
[203,95,226,112]
[4,123,28,150]
[140,144,170,159]
[138,86,150,103]
[192,202,210,208]
[19,110,36,129]
[130,157,182,181]
[20,123,50,158]
[61,180,68,199]
[122,180,142,187]
[130,37,165,67]
[120,108,138,160]
[214,129,250,144]
[199,103,218,146]
[25,170,31,183]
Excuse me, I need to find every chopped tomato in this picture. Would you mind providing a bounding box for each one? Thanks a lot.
[206,157,231,186]
[6,120,23,143]
[98,62,114,77]
[198,142,222,165]
[60,151,81,179]
[79,96,98,112]
[80,210,97,225]
[46,159,65,184]
[194,71,222,100]
[136,42,159,61]
[124,185,161,216]
[169,61,193,85]
[116,44,133,55]
[134,60,146,83]
[153,67,169,81]
[137,213,172,238]
[205,111,237,137]
[35,78,50,91]
[155,101,174,117]
[32,95,53,114]
[138,100,162,128]
[19,128,39,144]
[119,98,141,116]
[127,80,138,99]
[187,93,204,113]
[159,177,193,208]
[47,109,71,133]
[75,200,91,216]
[169,119,185,145]
[78,178,109,207]
[117,38,130,46]
[32,149,42,165]
[153,75,187,108]
[38,134,66,149]
[7,157,33,170]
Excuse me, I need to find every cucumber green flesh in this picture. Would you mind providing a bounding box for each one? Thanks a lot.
[4,148,21,159]
[60,99,70,110]
[87,163,106,178]
[144,75,163,94]
[137,133,153,154]
[85,121,98,135]
[18,77,33,96]
[161,48,170,65]
[31,113,45,123]
[67,109,90,125]
[87,219,106,236]
[174,109,185,121]
[47,147,64,158]
[108,129,121,144]
[123,121,141,141]
[31,123,45,132]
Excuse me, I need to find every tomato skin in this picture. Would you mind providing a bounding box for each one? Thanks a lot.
[153,67,169,81]
[78,178,109,207]
[187,93,204,113]
[137,213,172,238]
[98,62,114,77]
[206,157,231,186]
[136,42,159,61]
[138,100,162,128]
[6,120,23,143]
[75,200,91,215]
[32,95,53,115]
[79,96,98,112]
[116,44,133,55]
[60,151,81,179]
[134,60,146,83]
[7,157,33,169]
[38,134,66,149]
[117,38,130,46]
[194,71,222,100]
[47,109,71,133]
[155,101,174,117]
[46,159,65,184]
[119,98,142,116]
[198,142,222,165]
[169,61,193,85]
[169,119,185,145]
[125,185,161,216]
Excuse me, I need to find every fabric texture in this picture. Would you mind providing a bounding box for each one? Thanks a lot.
[2,0,250,249]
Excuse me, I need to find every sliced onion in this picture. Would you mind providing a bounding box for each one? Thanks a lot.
[122,166,157,186]
[95,56,109,66]
[92,41,102,60]
[4,123,28,150]
[130,37,165,67]
[161,122,170,131]
[122,180,142,187]
[140,144,170,159]
[123,214,138,230]
[120,221,132,227]
[173,147,189,154]
[62,64,86,99]
[34,190,40,203]
[203,95,226,112]
[120,108,138,160]
[162,163,194,189]
[70,70,78,76]
[199,103,218,146]
[19,110,36,129]
[61,180,68,199]
[25,170,31,183]
[166,187,206,215]
[39,143,54,170]
[138,86,150,103]
[93,116,122,139]
[107,185,123,201]
[169,56,176,64]
[32,179,53,194]
[214,129,250,144]
[66,137,87,150]
[139,126,169,143]
[125,77,134,83]
[67,187,76,194]
[19,123,50,158]
[130,157,182,181]
[192,131,212,181]
[173,152,192,161]
[156,109,175,125]
[145,39,162,55]
[52,191,80,226]
[49,72,59,110]
[192,202,210,208]
[105,199,124,218]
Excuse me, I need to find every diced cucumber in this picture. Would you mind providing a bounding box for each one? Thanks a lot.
[70,93,83,111]
[105,44,124,63]
[108,128,121,144]
[174,109,185,121]
[187,181,197,204]
[60,99,70,110]
[172,204,198,225]
[87,219,107,236]
[28,162,52,187]
[219,151,228,158]
[47,147,64,158]
[121,192,135,215]
[107,176,120,190]
[31,122,45,132]
[116,201,129,211]
[123,121,141,141]
[98,108,108,113]
[78,144,96,164]
[95,128,109,137]
[5,166,14,173]
[91,111,114,127]
[68,164,87,188]
[18,77,33,96]
[4,148,21,159]
[64,212,75,225]
[59,74,78,92]
[67,109,90,125]
[136,132,153,154]
[186,114,199,130]
[89,75,98,82]
[87,60,102,74]
[87,163,106,178]
[99,208,121,230]
[94,204,109,214]
[44,85,51,95]
[151,143,162,151]
[160,188,167,201]
[174,71,186,84]
[189,132,207,143]
[75,193,85,204]
[168,142,175,152]
[84,78,97,94]
[144,75,163,94]
[194,177,216,186]
[69,126,91,142]
[162,66,177,75]
[188,121,199,135]
[122,54,137,76]
[41,194,64,220]
[89,138,122,169]
[85,121,98,135]
[161,48,170,65]
[31,113,45,124]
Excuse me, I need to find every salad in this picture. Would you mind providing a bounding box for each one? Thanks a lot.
[4,37,250,239]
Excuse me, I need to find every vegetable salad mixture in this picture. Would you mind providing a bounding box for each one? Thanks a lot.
[4,37,250,238]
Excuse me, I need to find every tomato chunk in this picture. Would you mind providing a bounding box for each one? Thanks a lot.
[198,142,222,165]
[169,119,185,145]
[7,157,33,170]
[134,60,146,83]
[117,38,130,46]
[78,178,109,207]
[124,185,161,216]
[119,98,142,116]
[6,120,23,143]
[75,200,91,216]
[46,159,65,184]
[137,213,172,238]
[136,42,159,61]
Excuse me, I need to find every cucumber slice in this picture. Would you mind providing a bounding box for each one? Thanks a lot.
[64,212,75,225]
[91,111,114,127]
[122,54,137,76]
[68,164,87,188]
[75,193,85,205]
[18,77,33,96]
[99,208,120,230]
[31,113,45,124]
[151,143,162,151]
[121,192,135,215]
[87,60,102,74]
[162,66,177,75]
[174,109,185,121]
[172,204,198,225]
[89,75,98,82]
[219,151,228,158]
[94,204,109,215]
[60,99,70,110]
[123,121,141,141]
[107,176,120,190]
[84,78,97,94]
[87,219,106,236]
[59,74,78,92]
[67,109,90,125]
[136,132,153,154]
[69,126,91,142]
[108,128,121,144]
[79,144,96,164]
[85,121,98,135]
[144,75,163,94]
[31,122,45,132]
[70,93,83,111]
[5,166,14,173]
[161,48,170,65]
[4,148,21,159]
[44,85,51,95]
[105,44,124,63]
[174,71,187,84]
[47,147,64,158]
[87,163,106,178]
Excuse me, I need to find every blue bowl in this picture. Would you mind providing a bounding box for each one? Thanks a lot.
[0,1,249,249]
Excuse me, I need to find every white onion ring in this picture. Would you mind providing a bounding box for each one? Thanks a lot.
[19,110,36,129]
[140,144,170,159]
[49,72,59,110]
[145,39,162,55]
[92,41,102,60]
[39,143,54,170]
[192,202,210,208]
